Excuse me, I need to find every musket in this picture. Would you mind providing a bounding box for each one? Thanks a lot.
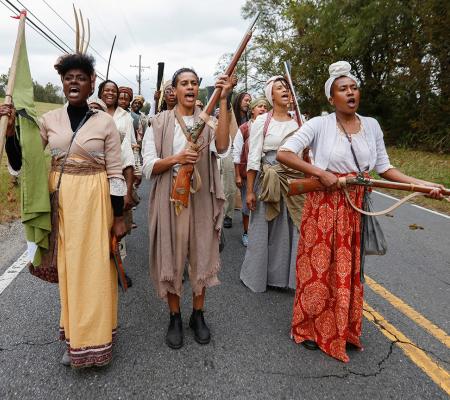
[287,176,450,197]
[156,62,164,92]
[170,13,261,214]
[283,61,312,170]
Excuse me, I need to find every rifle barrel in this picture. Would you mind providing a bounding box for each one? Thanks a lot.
[204,13,260,116]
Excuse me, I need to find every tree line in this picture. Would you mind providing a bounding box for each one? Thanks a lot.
[228,0,449,153]
[0,74,64,104]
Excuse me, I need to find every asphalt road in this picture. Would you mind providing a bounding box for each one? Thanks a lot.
[0,181,448,400]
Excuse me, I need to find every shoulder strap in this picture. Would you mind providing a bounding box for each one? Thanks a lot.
[240,121,250,141]
[56,109,96,190]
[263,111,273,137]
[336,117,363,174]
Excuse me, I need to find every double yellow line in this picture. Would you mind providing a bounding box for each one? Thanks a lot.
[364,275,449,395]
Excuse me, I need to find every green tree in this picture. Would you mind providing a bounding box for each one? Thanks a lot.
[240,0,450,152]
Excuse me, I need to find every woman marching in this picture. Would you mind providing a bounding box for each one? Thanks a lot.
[233,97,269,246]
[142,68,233,349]
[4,53,127,367]
[277,61,444,362]
[240,77,304,292]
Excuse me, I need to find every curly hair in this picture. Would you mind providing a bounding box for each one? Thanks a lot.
[54,53,95,77]
[97,80,119,108]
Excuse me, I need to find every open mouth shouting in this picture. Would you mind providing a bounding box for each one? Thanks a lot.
[347,97,356,108]
[68,86,80,99]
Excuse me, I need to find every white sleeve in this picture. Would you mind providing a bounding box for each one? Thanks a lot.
[373,120,393,174]
[141,125,160,179]
[210,135,231,159]
[126,115,137,146]
[148,99,156,117]
[233,129,244,164]
[279,119,316,153]
[246,115,265,171]
[121,130,135,170]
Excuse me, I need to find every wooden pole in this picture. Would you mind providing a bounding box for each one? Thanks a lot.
[0,11,27,164]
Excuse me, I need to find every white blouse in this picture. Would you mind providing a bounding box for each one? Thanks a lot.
[113,107,135,170]
[247,114,299,171]
[280,113,393,174]
[142,115,230,178]
[326,125,371,173]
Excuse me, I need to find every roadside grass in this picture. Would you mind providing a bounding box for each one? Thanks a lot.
[373,147,449,215]
[0,99,60,223]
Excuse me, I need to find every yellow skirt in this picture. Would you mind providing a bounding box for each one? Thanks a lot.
[50,165,118,368]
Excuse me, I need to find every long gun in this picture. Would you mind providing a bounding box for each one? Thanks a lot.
[170,13,260,214]
[287,177,450,197]
[283,61,311,170]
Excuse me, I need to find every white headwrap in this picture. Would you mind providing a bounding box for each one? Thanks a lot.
[324,61,359,99]
[264,75,284,106]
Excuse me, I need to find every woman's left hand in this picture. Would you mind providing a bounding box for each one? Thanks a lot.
[418,180,445,200]
[215,74,233,100]
[112,216,127,239]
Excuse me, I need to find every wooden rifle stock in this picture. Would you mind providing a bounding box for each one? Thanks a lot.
[170,13,260,213]
[288,178,325,196]
[288,177,450,197]
[156,62,164,91]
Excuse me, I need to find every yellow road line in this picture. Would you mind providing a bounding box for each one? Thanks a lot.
[365,275,450,349]
[363,302,450,396]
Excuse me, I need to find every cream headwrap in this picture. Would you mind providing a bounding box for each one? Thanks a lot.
[250,97,269,110]
[132,95,145,104]
[87,97,107,111]
[264,75,284,106]
[324,61,359,99]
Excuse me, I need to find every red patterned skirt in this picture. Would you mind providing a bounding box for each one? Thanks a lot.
[291,179,365,362]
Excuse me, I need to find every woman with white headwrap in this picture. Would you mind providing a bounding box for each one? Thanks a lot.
[239,76,305,293]
[277,61,444,362]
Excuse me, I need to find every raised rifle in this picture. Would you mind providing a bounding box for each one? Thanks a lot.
[170,13,261,214]
[288,176,450,197]
[283,61,311,169]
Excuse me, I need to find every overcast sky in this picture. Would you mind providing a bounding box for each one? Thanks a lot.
[0,0,249,100]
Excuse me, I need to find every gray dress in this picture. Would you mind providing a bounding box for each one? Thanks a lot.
[240,151,299,292]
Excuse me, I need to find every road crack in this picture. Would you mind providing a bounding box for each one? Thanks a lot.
[0,339,58,352]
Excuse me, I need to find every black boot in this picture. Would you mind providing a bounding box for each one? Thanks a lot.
[166,312,183,349]
[189,309,211,345]
[302,340,319,350]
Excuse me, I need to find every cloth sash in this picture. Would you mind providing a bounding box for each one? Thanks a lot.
[258,162,304,228]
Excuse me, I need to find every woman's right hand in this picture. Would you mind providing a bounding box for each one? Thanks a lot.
[175,149,199,165]
[246,191,257,212]
[235,174,243,189]
[0,104,16,137]
[318,170,338,189]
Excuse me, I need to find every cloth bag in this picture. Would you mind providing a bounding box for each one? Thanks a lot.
[29,111,94,283]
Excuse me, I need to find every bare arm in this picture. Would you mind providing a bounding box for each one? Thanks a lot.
[152,149,198,175]
[246,170,257,211]
[214,75,233,153]
[380,168,444,199]
[277,150,338,187]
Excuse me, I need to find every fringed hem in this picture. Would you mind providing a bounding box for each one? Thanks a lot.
[59,327,117,368]
[157,261,221,301]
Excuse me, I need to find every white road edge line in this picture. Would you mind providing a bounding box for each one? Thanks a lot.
[373,190,450,220]
[0,251,28,295]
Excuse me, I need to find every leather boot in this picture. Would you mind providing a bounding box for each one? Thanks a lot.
[189,309,211,345]
[166,312,183,349]
[61,349,71,366]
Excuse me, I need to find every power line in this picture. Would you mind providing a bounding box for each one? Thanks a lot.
[0,0,106,81]
[39,0,137,89]
[15,0,74,53]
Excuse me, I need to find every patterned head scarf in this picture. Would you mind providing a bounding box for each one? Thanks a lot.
[324,61,359,99]
[118,86,133,100]
[264,76,284,106]
[132,95,145,104]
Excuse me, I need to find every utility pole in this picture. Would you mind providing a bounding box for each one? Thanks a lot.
[130,55,150,95]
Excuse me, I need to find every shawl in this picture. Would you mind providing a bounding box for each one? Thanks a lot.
[148,108,225,297]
